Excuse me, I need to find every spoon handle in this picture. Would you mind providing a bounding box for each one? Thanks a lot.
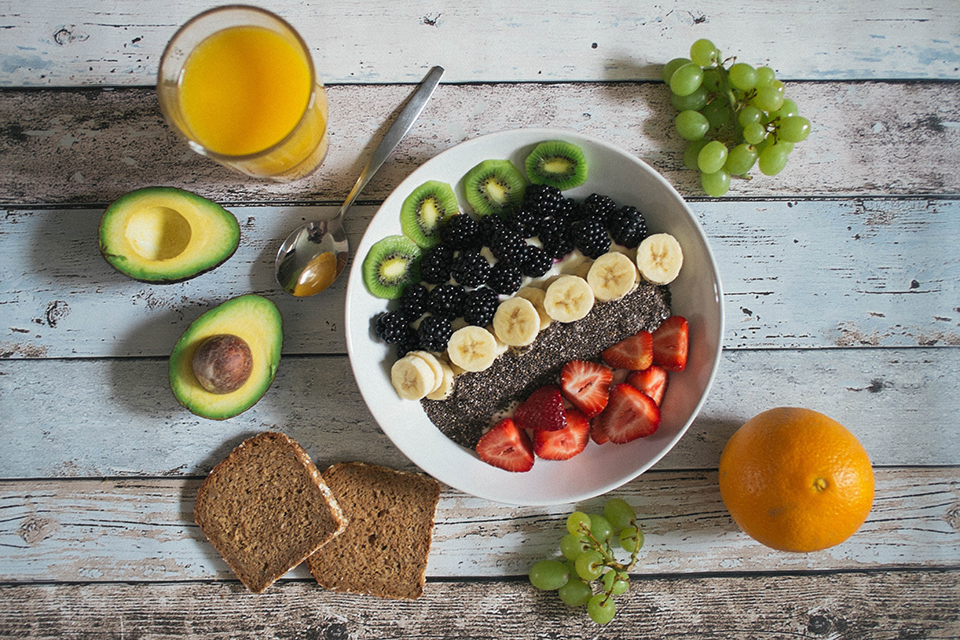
[338,65,444,217]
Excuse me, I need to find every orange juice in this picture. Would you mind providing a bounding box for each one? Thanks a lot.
[158,7,329,181]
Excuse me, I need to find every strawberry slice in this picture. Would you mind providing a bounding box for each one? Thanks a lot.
[534,407,591,460]
[596,383,661,443]
[476,418,534,472]
[626,365,669,406]
[652,315,689,371]
[514,385,567,431]
[601,330,654,370]
[560,360,613,418]
[589,415,610,445]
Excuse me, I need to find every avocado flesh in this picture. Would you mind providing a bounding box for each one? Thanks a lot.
[169,295,283,420]
[99,187,240,283]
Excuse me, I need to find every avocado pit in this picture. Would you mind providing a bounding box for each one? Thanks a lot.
[192,334,253,394]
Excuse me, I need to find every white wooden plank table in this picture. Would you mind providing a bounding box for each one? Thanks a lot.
[1,1,958,637]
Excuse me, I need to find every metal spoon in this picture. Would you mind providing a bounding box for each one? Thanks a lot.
[275,65,444,297]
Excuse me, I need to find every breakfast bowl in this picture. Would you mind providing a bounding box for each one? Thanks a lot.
[345,128,724,506]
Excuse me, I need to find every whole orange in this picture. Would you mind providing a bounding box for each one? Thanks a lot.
[718,407,874,552]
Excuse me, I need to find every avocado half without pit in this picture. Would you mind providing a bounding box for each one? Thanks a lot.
[99,187,240,283]
[169,295,283,420]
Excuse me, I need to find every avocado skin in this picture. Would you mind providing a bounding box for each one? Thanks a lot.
[169,295,283,420]
[99,187,240,283]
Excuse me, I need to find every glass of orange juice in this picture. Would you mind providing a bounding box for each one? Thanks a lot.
[157,5,329,181]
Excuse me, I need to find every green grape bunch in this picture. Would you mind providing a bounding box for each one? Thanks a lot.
[663,38,812,197]
[528,498,644,625]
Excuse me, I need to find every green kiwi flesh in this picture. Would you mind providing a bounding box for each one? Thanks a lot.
[524,140,588,190]
[462,159,527,217]
[400,180,459,248]
[362,235,422,299]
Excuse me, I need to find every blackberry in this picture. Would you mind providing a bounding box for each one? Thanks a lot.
[374,310,410,344]
[442,214,482,251]
[572,216,611,259]
[522,183,564,216]
[428,283,466,320]
[505,205,540,238]
[557,197,584,223]
[537,216,576,259]
[487,262,523,295]
[395,326,421,358]
[520,244,552,278]
[451,251,492,288]
[581,193,619,225]
[607,205,648,248]
[462,286,499,326]
[417,315,453,352]
[490,227,526,265]
[419,244,454,285]
[398,282,430,321]
[477,213,505,247]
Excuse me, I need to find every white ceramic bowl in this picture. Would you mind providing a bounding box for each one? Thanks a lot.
[345,128,723,506]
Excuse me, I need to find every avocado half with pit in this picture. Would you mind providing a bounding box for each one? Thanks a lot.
[99,187,240,283]
[169,295,283,420]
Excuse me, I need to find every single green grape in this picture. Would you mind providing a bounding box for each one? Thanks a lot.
[669,62,704,97]
[575,550,605,581]
[661,57,692,84]
[697,140,728,174]
[778,115,811,142]
[567,511,592,535]
[602,570,631,596]
[702,101,731,130]
[683,140,708,171]
[725,143,759,175]
[701,68,722,92]
[587,593,617,625]
[758,144,790,176]
[777,98,800,119]
[675,110,709,141]
[529,559,570,591]
[671,85,709,112]
[561,533,591,561]
[728,62,758,91]
[558,578,593,607]
[755,66,776,87]
[588,514,613,543]
[737,105,764,128]
[701,169,731,197]
[603,498,636,531]
[742,122,767,145]
[689,38,718,67]
[753,85,785,112]
[618,525,644,553]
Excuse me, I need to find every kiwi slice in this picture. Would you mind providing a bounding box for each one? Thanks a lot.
[362,235,423,299]
[400,180,459,248]
[524,140,588,190]
[462,159,527,217]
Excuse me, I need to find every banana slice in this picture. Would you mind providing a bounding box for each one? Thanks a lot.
[587,251,639,302]
[446,325,498,372]
[408,350,445,393]
[493,296,541,347]
[636,233,683,285]
[425,358,456,400]
[515,286,553,331]
[543,274,595,323]
[390,354,438,400]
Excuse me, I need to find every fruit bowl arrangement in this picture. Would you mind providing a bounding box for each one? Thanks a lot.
[345,128,724,506]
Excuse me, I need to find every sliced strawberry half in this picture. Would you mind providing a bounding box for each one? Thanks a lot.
[534,407,591,460]
[652,315,689,371]
[589,415,610,445]
[601,330,654,371]
[596,383,661,443]
[560,360,614,418]
[514,385,567,431]
[476,418,534,472]
[626,365,669,406]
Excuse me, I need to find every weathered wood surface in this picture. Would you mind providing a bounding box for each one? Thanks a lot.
[2,197,956,359]
[1,82,959,206]
[1,571,958,639]
[1,0,958,86]
[1,348,956,478]
[1,468,957,583]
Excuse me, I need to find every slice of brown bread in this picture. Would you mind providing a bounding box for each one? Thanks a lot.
[306,461,441,600]
[194,431,347,593]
